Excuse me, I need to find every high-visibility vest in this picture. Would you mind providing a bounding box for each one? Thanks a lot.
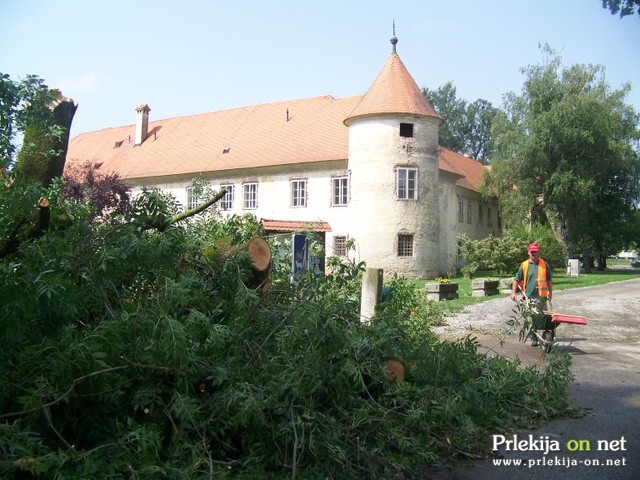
[519,258,550,298]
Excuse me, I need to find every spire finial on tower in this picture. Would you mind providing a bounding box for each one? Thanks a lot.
[390,19,398,54]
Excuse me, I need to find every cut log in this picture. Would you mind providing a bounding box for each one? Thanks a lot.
[383,359,405,383]
[247,237,271,272]
[204,236,272,290]
[246,237,271,289]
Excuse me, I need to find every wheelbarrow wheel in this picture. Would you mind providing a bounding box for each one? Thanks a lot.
[542,330,554,353]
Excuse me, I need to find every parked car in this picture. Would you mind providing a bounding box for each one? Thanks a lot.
[617,250,638,261]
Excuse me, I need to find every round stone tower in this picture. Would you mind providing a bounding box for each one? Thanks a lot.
[344,34,442,278]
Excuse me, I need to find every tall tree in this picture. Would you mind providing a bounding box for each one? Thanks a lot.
[602,0,640,17]
[2,75,59,167]
[423,82,498,163]
[423,82,466,154]
[16,91,77,187]
[0,74,78,258]
[488,44,640,270]
[465,98,498,163]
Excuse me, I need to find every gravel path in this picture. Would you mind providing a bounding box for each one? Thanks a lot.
[434,294,518,337]
[434,278,640,346]
[431,277,640,480]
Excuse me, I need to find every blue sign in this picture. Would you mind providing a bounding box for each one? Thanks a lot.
[292,234,308,277]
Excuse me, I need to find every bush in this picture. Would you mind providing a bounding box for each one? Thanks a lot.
[505,224,567,270]
[459,224,567,278]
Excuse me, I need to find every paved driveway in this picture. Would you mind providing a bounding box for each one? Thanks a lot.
[434,278,640,480]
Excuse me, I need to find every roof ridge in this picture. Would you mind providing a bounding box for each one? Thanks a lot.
[72,94,367,140]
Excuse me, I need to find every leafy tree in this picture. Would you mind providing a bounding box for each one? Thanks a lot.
[1,73,51,167]
[1,73,76,184]
[1,73,79,258]
[465,99,498,163]
[424,82,467,154]
[458,224,566,278]
[602,0,640,17]
[423,82,499,163]
[16,90,77,186]
[62,161,131,220]
[487,44,640,270]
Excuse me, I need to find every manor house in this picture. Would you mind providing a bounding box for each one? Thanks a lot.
[65,36,500,278]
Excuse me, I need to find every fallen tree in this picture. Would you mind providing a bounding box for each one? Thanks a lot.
[0,191,576,478]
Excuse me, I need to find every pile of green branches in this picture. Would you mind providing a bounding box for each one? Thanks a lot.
[0,184,575,479]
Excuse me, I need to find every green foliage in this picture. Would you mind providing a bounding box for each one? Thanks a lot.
[602,0,640,17]
[1,73,58,168]
[378,274,445,329]
[504,224,567,269]
[424,82,467,154]
[423,82,499,163]
[458,235,495,278]
[0,182,575,478]
[459,224,566,278]
[488,44,640,264]
[0,72,77,186]
[508,297,549,344]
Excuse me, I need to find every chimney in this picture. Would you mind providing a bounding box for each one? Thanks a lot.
[135,104,151,146]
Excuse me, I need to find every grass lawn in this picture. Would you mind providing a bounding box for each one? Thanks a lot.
[410,265,640,315]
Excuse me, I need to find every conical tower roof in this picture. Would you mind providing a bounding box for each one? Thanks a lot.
[345,44,441,125]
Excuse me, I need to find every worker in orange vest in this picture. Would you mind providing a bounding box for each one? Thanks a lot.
[510,242,553,346]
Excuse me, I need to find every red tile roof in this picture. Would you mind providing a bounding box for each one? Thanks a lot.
[67,95,359,180]
[345,53,440,124]
[438,148,487,192]
[66,53,487,193]
[261,219,332,232]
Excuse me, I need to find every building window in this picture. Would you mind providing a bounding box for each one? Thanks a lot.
[243,182,258,210]
[186,187,199,210]
[290,179,307,207]
[333,236,347,257]
[488,207,493,227]
[220,184,234,211]
[478,204,484,226]
[396,167,418,200]
[332,176,349,206]
[467,201,472,224]
[458,200,464,222]
[399,122,414,138]
[397,234,414,257]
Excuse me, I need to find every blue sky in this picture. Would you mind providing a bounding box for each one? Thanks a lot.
[2,0,639,139]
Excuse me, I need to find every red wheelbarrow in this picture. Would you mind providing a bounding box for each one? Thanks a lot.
[535,307,588,352]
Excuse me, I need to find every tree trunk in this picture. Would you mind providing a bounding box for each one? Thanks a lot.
[18,93,77,187]
[582,250,593,273]
[204,236,272,290]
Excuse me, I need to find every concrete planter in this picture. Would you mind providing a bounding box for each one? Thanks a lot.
[471,279,500,297]
[426,282,459,301]
[499,278,514,294]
